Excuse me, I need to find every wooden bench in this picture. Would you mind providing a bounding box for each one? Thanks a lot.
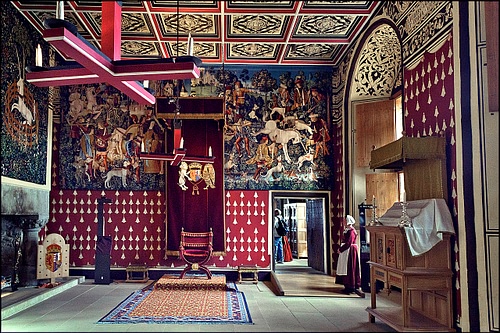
[126,265,148,282]
[237,265,259,284]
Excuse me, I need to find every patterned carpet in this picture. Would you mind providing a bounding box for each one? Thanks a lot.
[154,274,227,290]
[97,274,253,325]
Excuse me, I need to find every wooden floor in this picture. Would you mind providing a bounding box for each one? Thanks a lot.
[273,258,365,297]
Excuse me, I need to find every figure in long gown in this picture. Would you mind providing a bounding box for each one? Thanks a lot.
[336,215,361,294]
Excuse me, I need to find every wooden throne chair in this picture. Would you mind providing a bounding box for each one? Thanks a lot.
[179,227,213,279]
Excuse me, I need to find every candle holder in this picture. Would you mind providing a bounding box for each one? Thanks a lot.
[369,198,383,226]
[398,201,413,228]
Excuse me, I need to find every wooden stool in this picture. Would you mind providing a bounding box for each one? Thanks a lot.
[126,264,148,282]
[237,265,259,284]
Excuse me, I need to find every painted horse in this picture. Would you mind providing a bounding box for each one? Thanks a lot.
[253,120,305,164]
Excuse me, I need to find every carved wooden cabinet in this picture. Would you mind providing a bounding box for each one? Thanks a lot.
[366,225,455,332]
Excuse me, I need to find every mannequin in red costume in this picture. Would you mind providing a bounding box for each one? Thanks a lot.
[336,215,361,294]
[283,234,293,262]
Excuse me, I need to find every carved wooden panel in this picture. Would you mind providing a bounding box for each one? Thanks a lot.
[375,232,385,265]
[386,233,396,268]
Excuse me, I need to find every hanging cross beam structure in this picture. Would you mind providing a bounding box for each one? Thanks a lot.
[25,1,201,105]
[140,150,215,166]
[139,127,215,166]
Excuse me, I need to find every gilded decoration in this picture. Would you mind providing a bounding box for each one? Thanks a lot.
[353,24,401,98]
[231,15,283,35]
[380,1,453,66]
[297,15,356,35]
[11,1,380,65]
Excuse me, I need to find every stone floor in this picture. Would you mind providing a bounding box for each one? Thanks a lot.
[1,260,397,332]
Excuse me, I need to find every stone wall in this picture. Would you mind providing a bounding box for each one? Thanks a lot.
[1,183,50,287]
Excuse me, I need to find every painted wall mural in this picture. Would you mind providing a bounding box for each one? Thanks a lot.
[353,24,402,98]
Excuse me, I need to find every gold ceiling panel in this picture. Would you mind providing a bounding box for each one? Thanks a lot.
[12,0,380,65]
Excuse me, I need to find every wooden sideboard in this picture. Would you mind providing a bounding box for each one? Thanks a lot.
[366,225,455,332]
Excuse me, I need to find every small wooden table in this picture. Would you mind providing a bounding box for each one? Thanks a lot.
[237,265,259,284]
[126,265,148,282]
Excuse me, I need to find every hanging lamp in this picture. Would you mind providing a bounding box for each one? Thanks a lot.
[25,1,202,105]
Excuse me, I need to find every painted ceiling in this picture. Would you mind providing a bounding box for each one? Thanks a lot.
[12,1,380,67]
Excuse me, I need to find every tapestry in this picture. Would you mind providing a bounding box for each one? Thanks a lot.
[1,2,49,184]
[97,275,252,325]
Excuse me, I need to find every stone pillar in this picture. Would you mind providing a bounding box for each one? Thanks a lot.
[19,217,47,287]
[20,228,41,286]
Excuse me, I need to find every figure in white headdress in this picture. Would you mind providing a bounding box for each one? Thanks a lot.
[336,215,361,294]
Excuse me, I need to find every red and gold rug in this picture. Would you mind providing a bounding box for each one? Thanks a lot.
[97,274,252,325]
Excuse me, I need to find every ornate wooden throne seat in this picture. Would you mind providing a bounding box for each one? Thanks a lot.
[179,228,213,279]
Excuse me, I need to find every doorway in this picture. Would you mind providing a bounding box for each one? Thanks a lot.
[271,191,331,275]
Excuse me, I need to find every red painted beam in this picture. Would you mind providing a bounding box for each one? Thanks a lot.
[43,28,114,78]
[101,1,122,61]
[41,27,155,104]
[139,151,215,166]
[26,67,101,86]
[112,61,200,81]
[173,127,182,150]
[26,61,200,87]
[170,149,187,166]
[26,25,201,105]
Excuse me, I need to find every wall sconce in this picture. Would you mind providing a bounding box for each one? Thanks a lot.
[35,44,42,67]
[187,33,194,56]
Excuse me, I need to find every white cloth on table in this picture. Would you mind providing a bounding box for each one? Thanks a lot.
[336,244,350,276]
[378,198,455,256]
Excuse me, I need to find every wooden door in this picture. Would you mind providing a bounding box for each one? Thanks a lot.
[296,203,307,258]
[284,203,297,257]
[352,98,397,220]
[365,172,399,218]
[306,199,324,272]
[355,100,396,167]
